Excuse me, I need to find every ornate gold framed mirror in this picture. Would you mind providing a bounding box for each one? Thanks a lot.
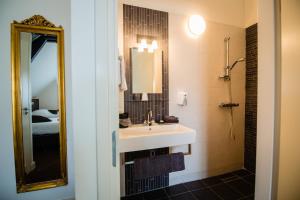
[11,15,67,193]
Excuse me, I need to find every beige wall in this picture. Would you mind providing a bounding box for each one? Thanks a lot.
[168,14,245,184]
[244,0,258,27]
[276,0,300,199]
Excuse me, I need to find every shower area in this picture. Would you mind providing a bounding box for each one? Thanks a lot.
[220,24,258,174]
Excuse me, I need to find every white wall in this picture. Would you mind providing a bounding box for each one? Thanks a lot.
[169,14,245,185]
[71,0,98,199]
[0,0,74,199]
[244,0,258,27]
[276,0,300,198]
[31,42,58,110]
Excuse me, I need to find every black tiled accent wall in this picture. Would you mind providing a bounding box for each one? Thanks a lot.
[244,24,258,173]
[123,4,169,124]
[123,5,170,195]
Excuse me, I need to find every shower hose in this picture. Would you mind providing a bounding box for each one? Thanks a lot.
[228,79,235,140]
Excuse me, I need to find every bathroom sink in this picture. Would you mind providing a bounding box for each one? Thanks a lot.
[119,124,196,153]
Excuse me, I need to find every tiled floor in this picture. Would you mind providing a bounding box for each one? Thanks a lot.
[121,169,255,200]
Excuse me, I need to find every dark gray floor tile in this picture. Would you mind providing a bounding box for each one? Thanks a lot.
[211,183,242,200]
[217,172,240,182]
[143,188,168,200]
[184,180,206,191]
[121,194,144,200]
[192,188,221,200]
[165,184,188,196]
[122,170,255,200]
[170,192,196,200]
[216,172,236,180]
[240,195,254,200]
[227,179,254,196]
[233,169,252,177]
[202,176,223,186]
[243,174,255,185]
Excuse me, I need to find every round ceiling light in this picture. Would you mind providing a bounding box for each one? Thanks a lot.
[188,15,206,36]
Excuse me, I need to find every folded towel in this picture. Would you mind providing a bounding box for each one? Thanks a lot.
[118,56,127,91]
[119,112,129,119]
[163,116,179,123]
[171,152,185,172]
[133,152,185,180]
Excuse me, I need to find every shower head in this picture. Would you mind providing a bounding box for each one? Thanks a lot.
[229,57,245,70]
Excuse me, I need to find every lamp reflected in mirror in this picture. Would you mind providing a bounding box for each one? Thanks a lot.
[137,36,159,53]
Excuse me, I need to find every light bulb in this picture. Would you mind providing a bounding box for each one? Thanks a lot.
[140,39,148,48]
[152,40,158,49]
[148,46,154,53]
[138,44,144,52]
[188,15,206,36]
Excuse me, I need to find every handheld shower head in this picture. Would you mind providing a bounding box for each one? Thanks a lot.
[229,57,245,70]
[237,57,245,62]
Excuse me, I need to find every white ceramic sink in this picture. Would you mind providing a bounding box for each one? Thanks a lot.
[119,124,196,153]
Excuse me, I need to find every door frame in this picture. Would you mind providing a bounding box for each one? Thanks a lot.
[256,0,279,199]
[71,0,119,199]
[95,0,120,199]
[20,32,35,174]
[71,0,280,199]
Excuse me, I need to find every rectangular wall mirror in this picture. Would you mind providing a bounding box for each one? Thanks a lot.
[11,15,67,192]
[131,48,163,94]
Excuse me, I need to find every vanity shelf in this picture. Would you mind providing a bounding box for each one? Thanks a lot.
[119,124,196,153]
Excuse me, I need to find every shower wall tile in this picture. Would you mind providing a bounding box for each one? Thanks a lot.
[244,24,257,173]
[123,4,169,124]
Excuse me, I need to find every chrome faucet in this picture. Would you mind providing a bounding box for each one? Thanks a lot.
[145,109,153,126]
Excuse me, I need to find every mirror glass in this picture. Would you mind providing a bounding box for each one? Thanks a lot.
[131,48,163,93]
[20,32,61,183]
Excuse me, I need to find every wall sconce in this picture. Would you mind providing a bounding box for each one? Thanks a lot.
[188,15,206,37]
[137,37,158,53]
